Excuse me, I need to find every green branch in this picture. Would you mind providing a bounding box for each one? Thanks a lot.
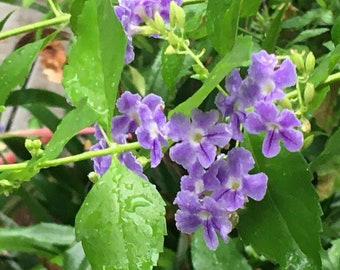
[0,14,70,40]
[0,142,141,172]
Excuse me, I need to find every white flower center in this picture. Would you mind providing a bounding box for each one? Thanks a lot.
[194,179,204,194]
[190,128,204,144]
[260,79,275,95]
[228,177,242,190]
[198,210,211,221]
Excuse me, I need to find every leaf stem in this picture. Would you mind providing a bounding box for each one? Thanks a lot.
[0,14,70,40]
[0,142,141,172]
[320,72,340,87]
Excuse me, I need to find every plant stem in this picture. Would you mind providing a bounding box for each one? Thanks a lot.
[47,0,62,17]
[0,14,70,40]
[0,142,141,172]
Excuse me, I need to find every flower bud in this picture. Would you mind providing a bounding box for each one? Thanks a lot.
[301,117,311,133]
[305,51,315,74]
[290,51,305,72]
[303,134,314,149]
[170,1,185,29]
[304,82,315,104]
[167,31,180,47]
[88,171,100,184]
[25,139,33,151]
[164,44,177,54]
[153,12,166,34]
[278,96,293,110]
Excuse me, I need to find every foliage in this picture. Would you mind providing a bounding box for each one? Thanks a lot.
[0,0,339,269]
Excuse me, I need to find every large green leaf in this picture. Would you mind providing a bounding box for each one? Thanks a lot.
[63,0,126,131]
[240,0,262,17]
[169,36,252,117]
[206,0,242,56]
[191,229,251,270]
[0,37,49,106]
[238,134,322,269]
[75,158,166,270]
[331,15,340,45]
[0,223,74,258]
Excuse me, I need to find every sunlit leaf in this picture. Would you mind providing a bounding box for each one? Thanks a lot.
[75,158,166,270]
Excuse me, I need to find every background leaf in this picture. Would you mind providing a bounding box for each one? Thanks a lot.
[191,229,251,270]
[238,134,322,269]
[0,223,74,257]
[331,15,340,46]
[75,158,166,270]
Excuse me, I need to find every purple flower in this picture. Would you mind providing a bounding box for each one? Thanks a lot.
[244,101,303,157]
[135,99,168,167]
[115,0,183,64]
[215,69,246,141]
[180,161,206,195]
[91,138,112,176]
[119,151,147,179]
[204,148,268,211]
[167,109,231,170]
[239,50,297,106]
[174,190,232,250]
[112,91,168,168]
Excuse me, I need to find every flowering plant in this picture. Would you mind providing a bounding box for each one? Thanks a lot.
[0,0,340,269]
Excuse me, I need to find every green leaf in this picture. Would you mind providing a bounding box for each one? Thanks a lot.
[0,223,75,257]
[238,134,322,269]
[288,28,329,46]
[310,127,340,171]
[22,0,35,7]
[307,44,340,114]
[6,89,72,109]
[331,15,340,45]
[206,0,242,55]
[41,100,100,161]
[161,49,185,99]
[322,239,340,270]
[75,158,166,270]
[169,36,252,117]
[191,229,251,270]
[63,0,126,131]
[0,11,14,31]
[262,5,286,52]
[240,0,262,17]
[63,242,91,270]
[0,37,49,106]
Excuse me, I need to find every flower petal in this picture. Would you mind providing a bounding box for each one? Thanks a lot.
[169,142,195,169]
[274,58,297,89]
[175,210,201,233]
[263,130,280,157]
[205,123,231,147]
[242,173,268,201]
[167,113,190,141]
[244,112,266,133]
[279,128,303,152]
[203,219,219,250]
[277,109,301,128]
[198,142,216,168]
[192,109,219,130]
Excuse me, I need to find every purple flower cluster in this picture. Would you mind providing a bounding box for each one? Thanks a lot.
[174,148,268,250]
[90,50,302,250]
[91,91,167,178]
[114,0,183,64]
[216,50,303,157]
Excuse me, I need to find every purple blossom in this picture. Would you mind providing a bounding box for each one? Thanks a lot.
[112,91,168,168]
[239,50,297,106]
[215,69,246,141]
[204,148,268,211]
[119,151,147,179]
[91,138,112,176]
[244,101,303,157]
[180,161,206,195]
[115,0,183,64]
[167,109,231,170]
[174,190,232,250]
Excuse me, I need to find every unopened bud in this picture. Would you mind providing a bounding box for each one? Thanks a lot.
[165,45,177,54]
[32,139,42,149]
[303,135,314,149]
[290,51,305,72]
[170,1,185,28]
[304,82,315,104]
[305,51,315,74]
[278,96,292,109]
[25,139,33,151]
[88,171,100,184]
[153,12,166,34]
[167,31,180,47]
[301,117,311,133]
